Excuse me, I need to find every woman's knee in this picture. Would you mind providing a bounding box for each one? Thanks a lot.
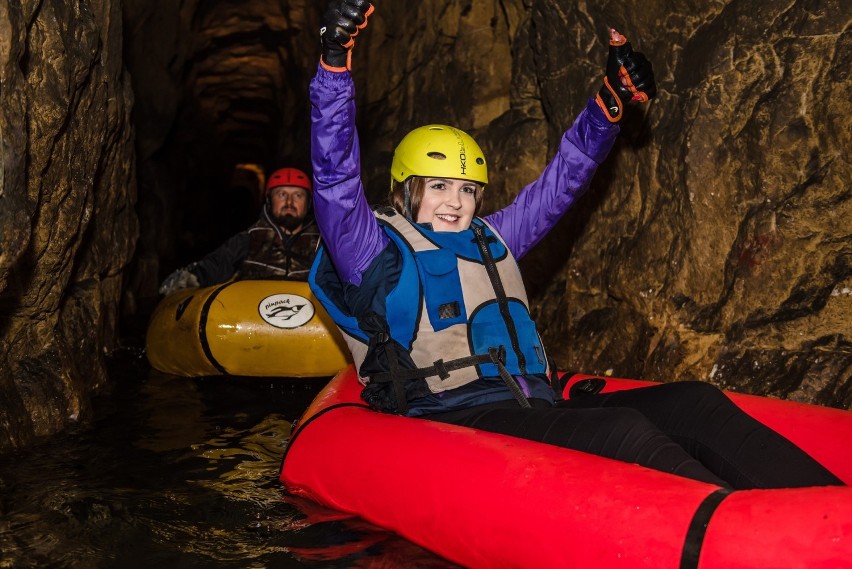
[663,380,729,406]
[600,407,659,436]
[543,407,659,450]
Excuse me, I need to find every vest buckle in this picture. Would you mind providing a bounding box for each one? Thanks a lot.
[433,359,450,380]
[370,331,390,348]
[487,345,507,365]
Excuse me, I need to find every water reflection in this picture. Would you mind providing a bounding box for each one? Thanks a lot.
[0,348,460,568]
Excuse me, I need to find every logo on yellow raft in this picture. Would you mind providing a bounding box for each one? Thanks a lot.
[259,293,315,329]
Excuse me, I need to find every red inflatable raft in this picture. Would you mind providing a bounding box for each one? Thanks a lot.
[280,366,852,568]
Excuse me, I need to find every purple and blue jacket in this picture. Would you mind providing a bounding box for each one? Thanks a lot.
[309,66,619,415]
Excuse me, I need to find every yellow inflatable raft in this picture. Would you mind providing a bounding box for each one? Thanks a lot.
[145,280,351,377]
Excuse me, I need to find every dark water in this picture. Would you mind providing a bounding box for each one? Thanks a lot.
[0,348,459,568]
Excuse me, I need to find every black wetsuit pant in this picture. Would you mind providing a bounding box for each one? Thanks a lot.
[421,381,844,489]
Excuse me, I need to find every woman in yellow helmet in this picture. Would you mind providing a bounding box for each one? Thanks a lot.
[307,0,843,489]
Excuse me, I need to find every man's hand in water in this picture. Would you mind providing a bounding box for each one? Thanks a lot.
[595,28,656,123]
[321,0,375,72]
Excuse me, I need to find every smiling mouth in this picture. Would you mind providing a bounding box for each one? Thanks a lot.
[436,214,460,223]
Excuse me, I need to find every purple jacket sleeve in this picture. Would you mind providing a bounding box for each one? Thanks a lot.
[310,66,389,286]
[484,99,620,259]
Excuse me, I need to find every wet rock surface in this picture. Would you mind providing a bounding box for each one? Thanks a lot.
[1,0,136,448]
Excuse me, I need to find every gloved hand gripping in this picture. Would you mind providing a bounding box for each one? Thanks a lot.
[595,29,656,123]
[158,267,200,296]
[321,0,375,72]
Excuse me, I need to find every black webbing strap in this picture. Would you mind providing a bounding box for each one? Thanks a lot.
[370,352,495,384]
[370,345,531,410]
[490,347,532,409]
[472,224,528,374]
[368,330,496,415]
[384,342,409,414]
[548,357,563,401]
[679,488,734,569]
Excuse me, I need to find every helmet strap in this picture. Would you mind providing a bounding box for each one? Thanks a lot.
[403,179,412,220]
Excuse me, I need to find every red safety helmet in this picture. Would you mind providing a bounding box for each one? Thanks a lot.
[266,167,312,193]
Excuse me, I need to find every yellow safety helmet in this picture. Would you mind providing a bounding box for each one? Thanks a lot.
[390,125,488,189]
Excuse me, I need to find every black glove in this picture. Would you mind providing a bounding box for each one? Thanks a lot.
[595,29,656,123]
[320,0,375,72]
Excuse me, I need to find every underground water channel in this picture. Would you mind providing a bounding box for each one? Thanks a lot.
[0,347,461,568]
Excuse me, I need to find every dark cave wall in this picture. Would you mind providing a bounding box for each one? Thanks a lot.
[525,0,851,406]
[0,0,136,447]
[0,0,849,450]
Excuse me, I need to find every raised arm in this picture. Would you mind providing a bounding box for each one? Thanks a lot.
[484,100,618,258]
[311,1,388,286]
[486,29,656,259]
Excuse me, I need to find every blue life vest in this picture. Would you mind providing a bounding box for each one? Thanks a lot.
[310,207,549,402]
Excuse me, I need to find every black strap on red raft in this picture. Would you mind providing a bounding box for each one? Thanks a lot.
[680,488,734,569]
[282,379,736,569]
[561,374,736,569]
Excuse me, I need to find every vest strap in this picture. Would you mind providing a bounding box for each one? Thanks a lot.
[472,224,528,375]
[370,352,495,384]
[384,342,410,414]
[490,348,532,409]
[369,345,532,410]
[548,356,564,402]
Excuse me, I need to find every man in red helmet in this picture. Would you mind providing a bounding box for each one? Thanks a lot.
[159,167,320,295]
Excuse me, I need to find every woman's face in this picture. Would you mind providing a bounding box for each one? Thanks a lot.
[415,177,479,232]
